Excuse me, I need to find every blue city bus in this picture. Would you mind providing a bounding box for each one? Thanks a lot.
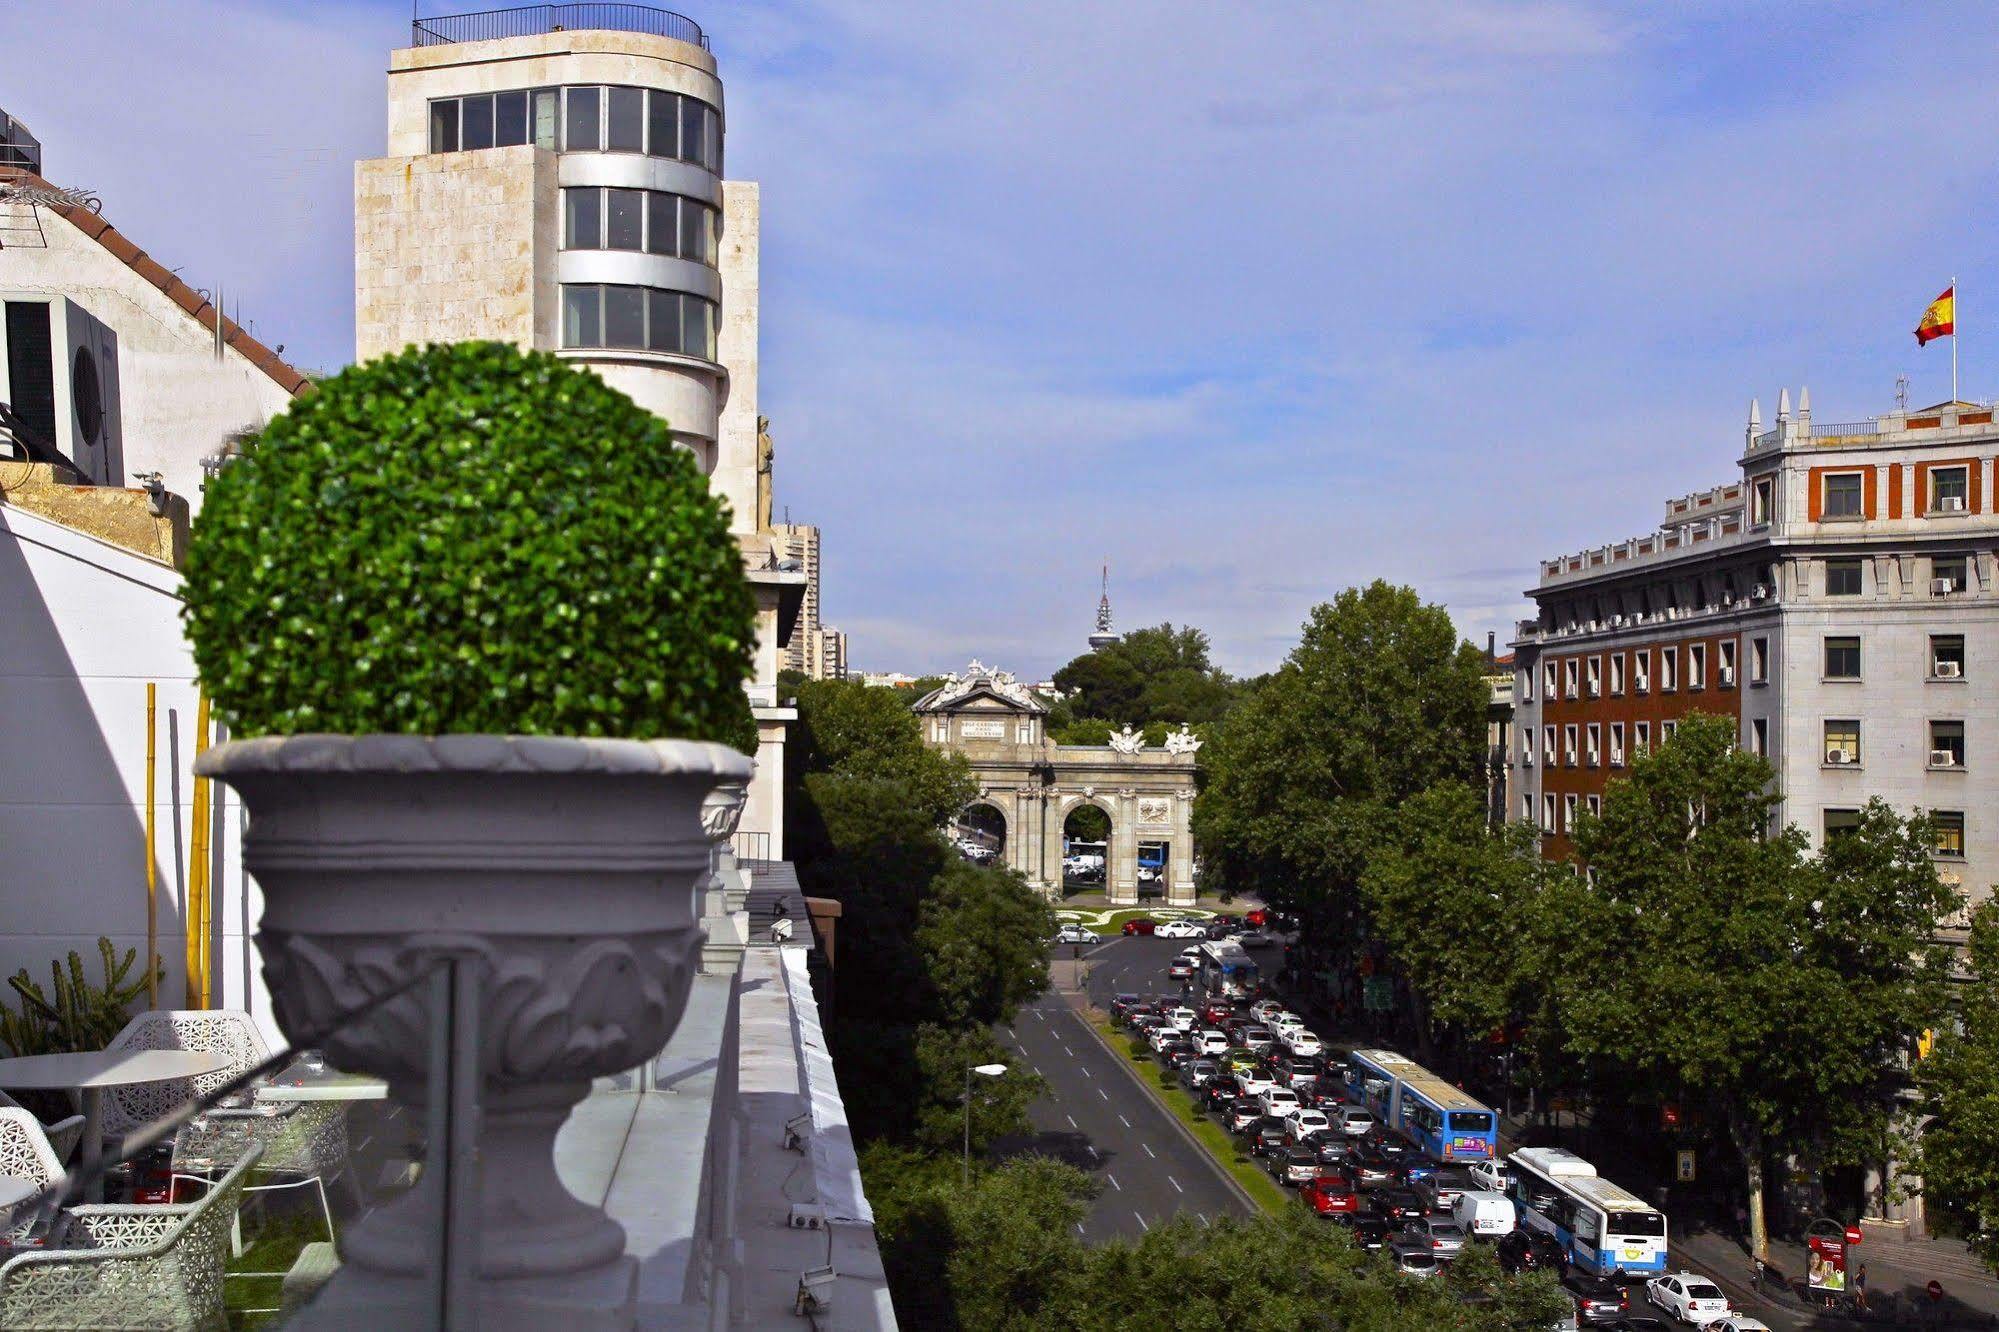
[1509,1147,1669,1276]
[1195,940,1260,1000]
[1343,1050,1500,1162]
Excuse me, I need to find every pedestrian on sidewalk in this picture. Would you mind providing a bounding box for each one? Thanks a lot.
[1854,1263,1868,1311]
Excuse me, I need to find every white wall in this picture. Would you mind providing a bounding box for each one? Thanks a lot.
[0,505,272,1044]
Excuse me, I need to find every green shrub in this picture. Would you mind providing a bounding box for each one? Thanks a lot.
[0,938,161,1057]
[183,342,756,749]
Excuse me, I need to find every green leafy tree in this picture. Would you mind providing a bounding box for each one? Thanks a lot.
[1195,582,1490,935]
[1052,623,1238,728]
[917,861,1056,1029]
[793,678,974,827]
[1907,899,1999,1273]
[910,1024,1048,1155]
[1552,714,1957,1260]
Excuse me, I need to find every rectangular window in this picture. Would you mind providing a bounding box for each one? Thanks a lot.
[1825,808,1862,841]
[1543,794,1557,834]
[1824,720,1861,765]
[1688,643,1706,690]
[1752,717,1769,757]
[1751,636,1769,684]
[532,88,560,149]
[561,285,601,347]
[1930,720,1966,768]
[1610,722,1625,767]
[1634,650,1650,694]
[1932,466,1970,512]
[1543,725,1556,765]
[1522,793,1534,824]
[563,188,601,248]
[646,192,675,256]
[1585,657,1602,698]
[1586,794,1601,818]
[1826,559,1863,596]
[685,198,716,264]
[1609,653,1625,696]
[1521,734,1534,767]
[1933,555,1969,593]
[1585,723,1601,767]
[1563,724,1578,766]
[703,104,722,171]
[460,93,495,150]
[605,188,644,250]
[1519,669,1533,704]
[1824,471,1865,518]
[646,289,680,353]
[1563,659,1579,700]
[682,295,712,359]
[429,98,460,153]
[1662,719,1678,741]
[565,86,601,152]
[603,284,646,348]
[1752,476,1773,526]
[1661,646,1679,692]
[1718,639,1736,687]
[1563,794,1578,831]
[1932,810,1966,858]
[1635,721,1651,754]
[606,86,645,152]
[648,90,680,157]
[1824,636,1861,679]
[494,89,528,147]
[1543,662,1558,698]
[680,95,705,165]
[1932,634,1966,679]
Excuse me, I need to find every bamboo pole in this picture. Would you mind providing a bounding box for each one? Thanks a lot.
[145,683,158,1010]
[185,693,213,1009]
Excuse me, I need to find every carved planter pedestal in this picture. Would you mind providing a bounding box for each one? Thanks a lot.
[198,734,752,1329]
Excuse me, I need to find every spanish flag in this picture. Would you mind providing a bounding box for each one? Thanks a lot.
[1916,286,1955,345]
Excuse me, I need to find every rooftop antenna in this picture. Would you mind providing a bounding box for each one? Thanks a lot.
[1088,561,1118,650]
[1896,373,1910,411]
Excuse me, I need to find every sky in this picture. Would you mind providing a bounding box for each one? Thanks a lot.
[7,1,1998,679]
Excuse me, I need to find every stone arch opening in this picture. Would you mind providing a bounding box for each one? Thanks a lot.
[953,801,1007,867]
[1060,800,1112,891]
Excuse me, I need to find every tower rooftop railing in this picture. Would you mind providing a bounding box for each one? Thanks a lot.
[412,3,709,51]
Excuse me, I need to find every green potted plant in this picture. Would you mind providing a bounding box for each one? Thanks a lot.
[185,342,757,1319]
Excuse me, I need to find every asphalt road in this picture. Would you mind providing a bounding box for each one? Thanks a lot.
[993,941,1251,1243]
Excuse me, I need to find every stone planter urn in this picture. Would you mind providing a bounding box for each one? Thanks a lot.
[198,733,753,1326]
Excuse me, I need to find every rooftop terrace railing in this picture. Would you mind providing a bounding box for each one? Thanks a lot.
[412,3,709,50]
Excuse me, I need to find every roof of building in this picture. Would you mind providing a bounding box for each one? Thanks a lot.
[745,860,813,948]
[0,168,309,396]
[911,660,1049,715]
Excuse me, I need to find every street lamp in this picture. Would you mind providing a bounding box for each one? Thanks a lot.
[964,1063,1008,1184]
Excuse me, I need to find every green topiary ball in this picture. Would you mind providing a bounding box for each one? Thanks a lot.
[183,341,758,751]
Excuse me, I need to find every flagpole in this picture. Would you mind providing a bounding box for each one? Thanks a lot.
[1953,274,1959,403]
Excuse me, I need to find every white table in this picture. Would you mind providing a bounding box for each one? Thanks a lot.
[0,1050,234,1201]
[0,1174,35,1210]
[257,1061,387,1104]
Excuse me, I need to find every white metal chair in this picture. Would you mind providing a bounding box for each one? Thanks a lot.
[98,1010,270,1142]
[0,1146,259,1330]
[0,1108,69,1243]
[170,1101,348,1253]
[0,1091,83,1167]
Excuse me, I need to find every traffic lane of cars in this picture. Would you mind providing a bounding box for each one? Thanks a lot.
[995,989,1251,1243]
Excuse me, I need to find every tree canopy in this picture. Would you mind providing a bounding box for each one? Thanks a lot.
[1908,899,1999,1272]
[1048,623,1239,737]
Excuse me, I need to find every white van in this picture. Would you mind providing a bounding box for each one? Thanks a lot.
[1451,1190,1516,1238]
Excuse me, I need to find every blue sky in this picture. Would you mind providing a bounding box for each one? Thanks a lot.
[7,1,1997,678]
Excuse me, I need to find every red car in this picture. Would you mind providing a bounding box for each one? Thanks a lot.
[1121,918,1157,936]
[1301,1175,1360,1217]
[1203,1003,1233,1026]
[1245,908,1268,927]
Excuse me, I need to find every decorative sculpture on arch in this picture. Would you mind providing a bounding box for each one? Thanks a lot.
[1107,725,1146,755]
[1164,725,1202,755]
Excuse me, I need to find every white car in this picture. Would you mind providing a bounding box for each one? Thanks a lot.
[1259,1087,1302,1118]
[1467,1159,1512,1193]
[1282,1030,1323,1057]
[1336,1106,1377,1137]
[1287,1109,1331,1143]
[1053,924,1096,945]
[1148,1024,1184,1053]
[1713,1320,1772,1332]
[1268,1011,1306,1033]
[1234,1068,1276,1098]
[1249,999,1285,1024]
[1155,919,1206,939]
[1646,1273,1731,1327]
[1167,1007,1197,1032]
[1195,1029,1230,1055]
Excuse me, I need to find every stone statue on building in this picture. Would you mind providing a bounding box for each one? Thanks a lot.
[755,414,775,532]
[1164,725,1202,755]
[1108,724,1146,755]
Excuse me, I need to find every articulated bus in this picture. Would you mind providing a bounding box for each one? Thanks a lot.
[1343,1050,1500,1162]
[1507,1147,1668,1277]
[1195,940,1260,1000]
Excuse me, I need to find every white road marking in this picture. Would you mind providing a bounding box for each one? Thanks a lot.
[1142,1143,1155,1159]
[1075,1223,1085,1236]
[1088,1145,1098,1159]
[1006,1026,1016,1038]
[1066,1114,1078,1129]
[1098,1088,1108,1100]
[1168,1175,1183,1193]
[1061,1045,1074,1057]
[1108,1173,1121,1191]
[1118,1114,1132,1129]
[1197,1212,1208,1226]
[1080,1066,1092,1078]
[1135,1212,1150,1231]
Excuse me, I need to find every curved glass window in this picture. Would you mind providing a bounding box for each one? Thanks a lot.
[562,284,716,360]
[429,85,721,172]
[562,187,718,264]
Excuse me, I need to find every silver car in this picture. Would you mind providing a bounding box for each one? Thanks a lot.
[1401,1217,1466,1259]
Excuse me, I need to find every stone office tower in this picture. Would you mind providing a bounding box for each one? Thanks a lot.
[354,8,802,851]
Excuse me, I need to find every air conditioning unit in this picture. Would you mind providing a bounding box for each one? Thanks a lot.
[1940,495,1966,512]
[1936,661,1963,679]
[1930,749,1960,768]
[1611,614,1626,627]
[1564,749,1577,766]
[1826,749,1851,765]
[1719,666,1735,687]
[0,296,125,486]
[1751,583,1771,600]
[787,1203,826,1230]
[1932,578,1959,595]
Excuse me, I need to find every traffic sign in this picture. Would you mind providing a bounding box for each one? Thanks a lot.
[1676,1150,1696,1182]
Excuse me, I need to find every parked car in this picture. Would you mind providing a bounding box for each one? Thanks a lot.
[1414,1166,1477,1211]
[1643,1274,1729,1327]
[1194,1029,1230,1056]
[1155,919,1206,939]
[1271,1145,1321,1186]
[1167,958,1196,979]
[1272,1055,1321,1090]
[1235,929,1271,947]
[1388,1237,1440,1278]
[1234,1067,1277,1099]
[1468,1158,1512,1193]
[1564,1273,1629,1324]
[1108,993,1144,1020]
[1361,1130,1413,1163]
[1345,1144,1401,1189]
[1249,998,1285,1023]
[1287,1109,1331,1143]
[1241,1027,1276,1054]
[1249,1118,1292,1158]
[1301,1174,1361,1216]
[1497,1228,1569,1276]
[1202,1002,1234,1026]
[1314,1136,1356,1168]
[1121,918,1157,936]
[1335,1106,1377,1137]
[1369,1188,1428,1223]
[1282,1030,1324,1058]
[1202,1081,1241,1115]
[1166,1007,1197,1032]
[1245,908,1269,927]
[1225,1101,1264,1133]
[1338,1215,1391,1252]
[1053,923,1097,945]
[1451,1190,1517,1238]
[1712,1319,1773,1332]
[1402,1217,1467,1259]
